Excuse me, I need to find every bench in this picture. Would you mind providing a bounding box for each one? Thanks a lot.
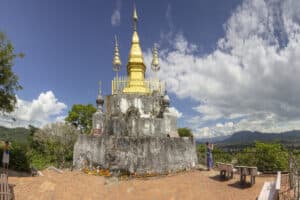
[216,162,234,179]
[235,165,258,185]
[0,173,13,200]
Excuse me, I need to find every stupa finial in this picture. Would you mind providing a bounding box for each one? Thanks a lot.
[151,43,160,77]
[113,35,122,75]
[96,81,104,110]
[127,4,144,66]
[133,4,138,31]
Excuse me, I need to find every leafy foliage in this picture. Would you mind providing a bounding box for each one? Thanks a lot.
[29,150,54,170]
[212,147,233,163]
[65,104,96,134]
[196,144,233,165]
[198,142,288,171]
[178,128,193,137]
[0,32,24,113]
[0,123,78,170]
[30,123,79,168]
[0,142,31,171]
[196,144,206,165]
[235,147,257,166]
[236,142,288,172]
[27,124,39,146]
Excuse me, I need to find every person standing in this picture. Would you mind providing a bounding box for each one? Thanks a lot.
[2,141,10,174]
[206,142,214,171]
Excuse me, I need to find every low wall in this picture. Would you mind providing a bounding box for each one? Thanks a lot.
[73,134,198,174]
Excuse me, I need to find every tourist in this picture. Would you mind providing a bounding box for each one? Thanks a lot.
[206,142,214,171]
[2,141,10,174]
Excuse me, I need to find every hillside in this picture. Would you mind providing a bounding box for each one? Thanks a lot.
[219,130,300,146]
[0,126,30,144]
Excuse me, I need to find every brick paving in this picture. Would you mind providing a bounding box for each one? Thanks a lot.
[9,169,275,200]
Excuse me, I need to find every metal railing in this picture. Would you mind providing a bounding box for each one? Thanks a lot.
[111,76,164,95]
[112,76,129,94]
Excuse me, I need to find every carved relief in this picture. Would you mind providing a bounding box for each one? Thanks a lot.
[125,106,140,136]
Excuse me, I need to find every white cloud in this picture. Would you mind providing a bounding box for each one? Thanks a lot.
[145,0,300,138]
[55,115,67,123]
[0,91,67,128]
[169,107,183,118]
[111,0,122,26]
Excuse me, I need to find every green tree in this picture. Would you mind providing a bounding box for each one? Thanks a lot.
[0,32,24,113]
[196,144,233,165]
[65,104,96,134]
[178,128,193,137]
[237,142,288,172]
[27,124,40,147]
[212,147,233,163]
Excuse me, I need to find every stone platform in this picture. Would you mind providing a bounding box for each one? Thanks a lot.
[73,134,198,174]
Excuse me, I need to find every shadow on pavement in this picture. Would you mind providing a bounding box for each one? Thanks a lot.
[209,175,231,182]
[228,181,252,189]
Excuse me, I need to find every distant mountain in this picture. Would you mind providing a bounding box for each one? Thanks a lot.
[196,135,231,143]
[219,130,300,145]
[0,126,30,144]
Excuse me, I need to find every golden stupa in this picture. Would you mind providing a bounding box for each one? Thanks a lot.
[112,6,163,95]
[123,7,150,94]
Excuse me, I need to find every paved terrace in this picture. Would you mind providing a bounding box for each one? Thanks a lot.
[9,169,275,200]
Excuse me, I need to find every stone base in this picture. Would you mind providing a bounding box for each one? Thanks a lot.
[104,93,179,137]
[73,134,198,174]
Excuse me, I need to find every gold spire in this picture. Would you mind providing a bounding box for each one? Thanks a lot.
[123,4,149,94]
[127,7,144,66]
[113,35,121,72]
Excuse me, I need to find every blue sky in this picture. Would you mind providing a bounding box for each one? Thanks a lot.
[1,0,300,138]
[0,0,241,101]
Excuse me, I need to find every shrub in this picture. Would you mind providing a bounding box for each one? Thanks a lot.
[28,150,54,170]
[196,144,206,165]
[0,142,31,172]
[31,123,79,169]
[178,128,193,137]
[212,148,233,163]
[236,147,257,166]
[236,142,288,172]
